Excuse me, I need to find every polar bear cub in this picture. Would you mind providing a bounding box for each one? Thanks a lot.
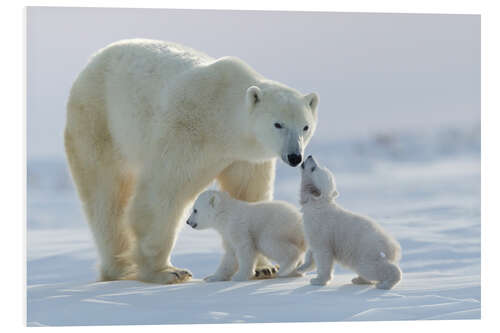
[187,190,306,281]
[298,156,402,289]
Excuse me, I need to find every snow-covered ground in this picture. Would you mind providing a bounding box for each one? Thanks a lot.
[26,125,480,326]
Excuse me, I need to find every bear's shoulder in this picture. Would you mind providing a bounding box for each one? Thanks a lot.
[206,56,262,80]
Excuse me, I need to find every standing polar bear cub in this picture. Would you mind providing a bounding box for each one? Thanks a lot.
[187,190,306,281]
[65,39,318,284]
[298,156,402,290]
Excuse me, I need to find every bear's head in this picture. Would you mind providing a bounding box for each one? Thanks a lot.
[300,155,338,205]
[186,190,226,230]
[246,83,319,167]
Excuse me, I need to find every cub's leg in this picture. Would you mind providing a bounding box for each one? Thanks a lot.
[355,260,402,290]
[310,248,335,286]
[204,242,238,282]
[297,249,316,273]
[352,276,373,285]
[374,261,402,290]
[268,241,303,278]
[218,159,277,278]
[231,240,258,281]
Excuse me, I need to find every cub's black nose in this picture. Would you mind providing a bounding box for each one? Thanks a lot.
[307,155,312,160]
[287,154,302,167]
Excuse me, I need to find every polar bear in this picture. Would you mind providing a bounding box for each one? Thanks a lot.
[64,39,319,284]
[298,156,402,289]
[186,190,306,281]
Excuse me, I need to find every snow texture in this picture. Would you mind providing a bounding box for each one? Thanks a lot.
[27,126,480,326]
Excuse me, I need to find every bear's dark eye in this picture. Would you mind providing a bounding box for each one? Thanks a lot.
[193,209,197,214]
[303,125,309,131]
[274,123,283,129]
[311,166,316,172]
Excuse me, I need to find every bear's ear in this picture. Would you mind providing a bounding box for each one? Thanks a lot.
[305,93,319,112]
[331,190,339,199]
[246,86,262,109]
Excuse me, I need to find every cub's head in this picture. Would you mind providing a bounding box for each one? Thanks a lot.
[246,83,319,167]
[186,190,225,230]
[300,155,338,205]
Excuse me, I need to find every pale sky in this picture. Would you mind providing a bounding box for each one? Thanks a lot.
[27,7,480,158]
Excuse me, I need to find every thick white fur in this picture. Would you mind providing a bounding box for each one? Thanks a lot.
[65,39,318,284]
[298,156,402,290]
[187,191,306,281]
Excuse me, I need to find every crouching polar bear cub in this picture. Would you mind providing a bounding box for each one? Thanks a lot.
[65,39,318,284]
[298,156,402,289]
[187,190,306,281]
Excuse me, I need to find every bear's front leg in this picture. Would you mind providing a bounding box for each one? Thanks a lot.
[218,159,277,278]
[129,171,192,284]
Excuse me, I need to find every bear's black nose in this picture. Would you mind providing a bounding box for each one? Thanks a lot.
[287,154,302,167]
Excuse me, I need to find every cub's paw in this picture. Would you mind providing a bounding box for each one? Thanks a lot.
[375,280,397,290]
[352,276,373,285]
[203,275,228,282]
[310,277,329,286]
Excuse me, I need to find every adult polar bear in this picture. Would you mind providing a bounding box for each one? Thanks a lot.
[65,39,319,284]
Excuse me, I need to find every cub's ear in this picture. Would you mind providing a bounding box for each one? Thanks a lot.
[246,86,262,109]
[331,190,339,199]
[305,93,319,112]
[208,193,220,208]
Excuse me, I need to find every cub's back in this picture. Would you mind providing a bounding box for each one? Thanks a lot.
[245,201,303,240]
[330,205,401,263]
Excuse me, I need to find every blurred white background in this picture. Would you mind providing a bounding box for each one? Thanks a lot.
[27,7,479,158]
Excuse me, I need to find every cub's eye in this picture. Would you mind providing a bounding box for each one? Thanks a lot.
[311,166,316,172]
[303,125,309,131]
[274,123,283,129]
[193,209,197,214]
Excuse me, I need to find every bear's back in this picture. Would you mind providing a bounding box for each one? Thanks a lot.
[92,39,213,76]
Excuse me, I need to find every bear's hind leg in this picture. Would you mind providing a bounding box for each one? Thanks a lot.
[65,128,135,281]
